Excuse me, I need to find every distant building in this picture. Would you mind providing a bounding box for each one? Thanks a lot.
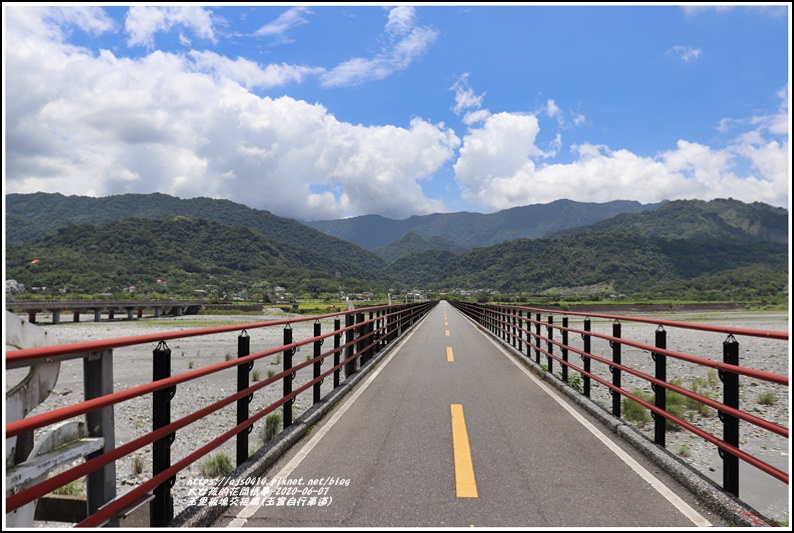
[6,279,25,293]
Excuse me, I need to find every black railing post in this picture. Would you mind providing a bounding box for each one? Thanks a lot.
[535,313,541,364]
[582,318,591,398]
[561,317,569,384]
[151,342,175,526]
[333,317,342,388]
[611,322,622,418]
[313,321,322,405]
[651,326,667,447]
[355,312,365,369]
[344,313,355,378]
[512,309,517,348]
[720,335,740,497]
[236,332,253,466]
[283,326,294,429]
[517,310,524,353]
[546,315,554,374]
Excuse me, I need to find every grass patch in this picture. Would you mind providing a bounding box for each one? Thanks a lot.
[252,369,261,382]
[758,392,778,406]
[198,453,234,478]
[622,389,653,425]
[51,479,85,496]
[261,411,282,444]
[677,444,692,457]
[267,368,276,378]
[225,353,234,361]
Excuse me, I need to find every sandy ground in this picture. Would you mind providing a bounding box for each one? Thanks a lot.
[6,309,790,525]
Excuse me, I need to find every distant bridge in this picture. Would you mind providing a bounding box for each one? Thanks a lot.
[5,299,206,324]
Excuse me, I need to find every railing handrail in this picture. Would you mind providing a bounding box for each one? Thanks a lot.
[500,304,789,340]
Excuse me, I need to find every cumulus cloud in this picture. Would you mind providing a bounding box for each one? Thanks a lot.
[126,6,215,48]
[5,7,460,221]
[321,7,437,87]
[454,104,789,211]
[670,45,702,62]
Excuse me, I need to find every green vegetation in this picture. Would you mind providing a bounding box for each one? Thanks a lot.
[5,193,787,304]
[51,478,85,496]
[198,453,234,478]
[267,368,276,379]
[677,443,692,457]
[622,389,653,425]
[251,369,261,382]
[261,412,282,444]
[758,392,779,406]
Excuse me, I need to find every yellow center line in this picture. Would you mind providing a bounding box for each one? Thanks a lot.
[445,330,450,336]
[450,404,478,498]
[446,346,454,362]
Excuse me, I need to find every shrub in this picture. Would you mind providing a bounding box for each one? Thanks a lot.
[199,453,234,478]
[677,444,691,457]
[252,369,261,382]
[622,389,653,425]
[267,369,276,378]
[132,454,145,476]
[758,392,778,406]
[261,412,282,444]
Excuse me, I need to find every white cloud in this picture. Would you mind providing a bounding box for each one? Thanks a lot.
[670,45,702,63]
[385,6,416,36]
[253,7,312,40]
[5,8,460,221]
[321,7,437,87]
[454,107,789,210]
[451,73,486,116]
[126,6,215,48]
[188,51,324,90]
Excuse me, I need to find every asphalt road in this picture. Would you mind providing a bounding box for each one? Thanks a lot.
[213,301,725,527]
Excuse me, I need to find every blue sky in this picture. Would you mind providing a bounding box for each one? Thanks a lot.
[3,4,790,220]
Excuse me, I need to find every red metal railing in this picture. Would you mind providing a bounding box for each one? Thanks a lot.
[5,301,436,527]
[450,301,789,497]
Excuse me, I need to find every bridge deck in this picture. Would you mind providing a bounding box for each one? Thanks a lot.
[212,302,725,527]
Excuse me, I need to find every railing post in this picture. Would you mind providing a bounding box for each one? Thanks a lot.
[582,318,591,398]
[355,312,365,369]
[517,310,524,353]
[535,313,541,364]
[720,335,740,497]
[236,332,252,466]
[313,321,323,404]
[561,317,568,383]
[333,318,342,388]
[651,326,667,447]
[611,322,621,418]
[546,315,554,374]
[84,349,116,522]
[283,326,294,429]
[511,309,517,348]
[344,313,355,378]
[151,342,174,526]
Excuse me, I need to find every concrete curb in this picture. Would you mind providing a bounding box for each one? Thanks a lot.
[464,315,777,528]
[171,310,434,528]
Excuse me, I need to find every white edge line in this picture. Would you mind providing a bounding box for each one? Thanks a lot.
[228,315,428,527]
[475,324,713,527]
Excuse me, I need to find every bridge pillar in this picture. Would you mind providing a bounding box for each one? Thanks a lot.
[108,310,115,320]
[51,310,61,325]
[154,307,161,318]
[73,311,80,323]
[126,308,134,320]
[28,311,36,324]
[94,309,102,322]
[175,307,183,317]
[138,308,143,319]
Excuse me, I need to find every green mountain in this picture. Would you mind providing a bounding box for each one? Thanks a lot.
[6,192,385,278]
[384,230,788,296]
[549,198,788,244]
[6,217,373,296]
[308,199,665,249]
[372,232,466,262]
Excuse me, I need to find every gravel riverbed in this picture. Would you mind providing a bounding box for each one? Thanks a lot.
[7,309,790,525]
